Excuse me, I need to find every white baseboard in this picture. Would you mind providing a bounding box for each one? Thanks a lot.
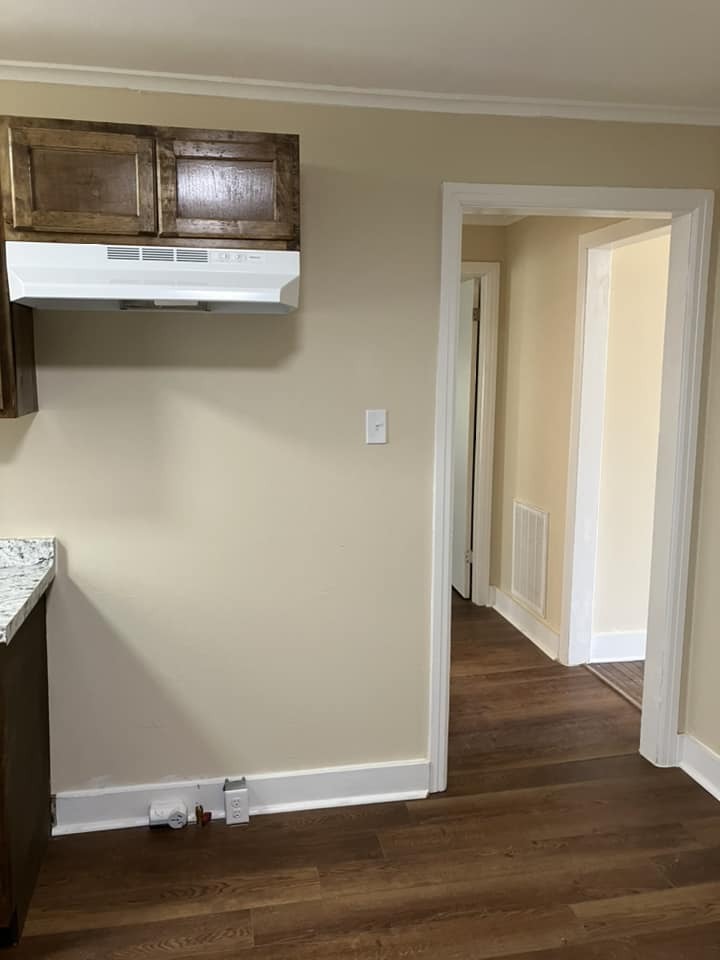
[53,758,430,836]
[590,630,646,662]
[491,587,559,660]
[679,734,720,803]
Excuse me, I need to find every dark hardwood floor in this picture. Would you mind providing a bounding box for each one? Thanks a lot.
[12,596,720,958]
[587,661,644,710]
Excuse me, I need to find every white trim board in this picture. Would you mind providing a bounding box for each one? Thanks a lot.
[53,758,429,836]
[491,587,559,661]
[679,735,720,803]
[590,631,647,663]
[461,261,501,608]
[2,60,720,127]
[562,219,671,669]
[429,183,714,793]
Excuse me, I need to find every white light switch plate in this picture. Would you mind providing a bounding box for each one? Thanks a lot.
[365,409,387,444]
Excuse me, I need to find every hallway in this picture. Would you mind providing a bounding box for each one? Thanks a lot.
[12,598,720,958]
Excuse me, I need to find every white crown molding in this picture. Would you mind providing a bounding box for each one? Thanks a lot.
[1,60,720,126]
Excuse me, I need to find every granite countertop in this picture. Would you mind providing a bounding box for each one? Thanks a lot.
[0,538,56,645]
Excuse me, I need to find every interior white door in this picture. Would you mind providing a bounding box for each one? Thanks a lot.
[452,278,478,597]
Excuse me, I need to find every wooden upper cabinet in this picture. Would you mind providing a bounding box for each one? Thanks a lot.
[5,122,156,236]
[156,133,299,245]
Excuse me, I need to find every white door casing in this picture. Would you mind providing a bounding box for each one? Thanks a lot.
[563,220,670,668]
[429,184,713,793]
[451,278,477,598]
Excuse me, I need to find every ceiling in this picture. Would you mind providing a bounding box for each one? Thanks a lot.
[2,0,720,120]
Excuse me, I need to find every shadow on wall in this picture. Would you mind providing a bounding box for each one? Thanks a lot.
[0,414,36,464]
[48,543,223,792]
[34,309,302,369]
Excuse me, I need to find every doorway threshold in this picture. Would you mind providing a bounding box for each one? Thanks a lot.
[586,661,643,710]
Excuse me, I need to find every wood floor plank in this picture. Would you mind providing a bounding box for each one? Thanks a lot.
[443,752,668,797]
[502,919,720,958]
[15,911,253,959]
[571,880,720,939]
[684,816,720,848]
[253,857,667,947]
[251,904,583,960]
[11,594,720,958]
[652,845,720,887]
[24,866,321,936]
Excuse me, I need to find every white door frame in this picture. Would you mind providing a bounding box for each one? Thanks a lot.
[461,261,501,607]
[563,219,671,669]
[429,183,713,793]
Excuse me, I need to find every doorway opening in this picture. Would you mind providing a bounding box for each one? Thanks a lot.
[452,261,500,606]
[430,184,713,794]
[567,221,672,711]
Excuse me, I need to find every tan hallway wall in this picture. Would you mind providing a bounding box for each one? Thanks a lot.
[593,232,670,636]
[491,216,609,633]
[0,79,719,791]
[461,225,506,263]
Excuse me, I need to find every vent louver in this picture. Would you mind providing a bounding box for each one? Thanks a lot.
[177,249,209,263]
[107,246,140,261]
[141,248,174,262]
[106,246,214,264]
[511,500,549,618]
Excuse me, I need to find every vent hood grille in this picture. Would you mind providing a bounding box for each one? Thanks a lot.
[6,241,300,315]
[107,246,211,264]
[177,249,209,263]
[107,246,140,261]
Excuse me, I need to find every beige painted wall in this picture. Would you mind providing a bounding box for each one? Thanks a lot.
[0,81,719,789]
[593,233,670,635]
[491,216,608,631]
[462,225,506,263]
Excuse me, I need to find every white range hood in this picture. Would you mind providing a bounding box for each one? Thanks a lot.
[5,241,300,314]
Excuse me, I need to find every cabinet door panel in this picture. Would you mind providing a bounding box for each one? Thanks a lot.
[157,136,299,244]
[8,126,156,235]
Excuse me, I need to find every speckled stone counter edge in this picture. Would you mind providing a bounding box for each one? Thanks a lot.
[0,538,56,645]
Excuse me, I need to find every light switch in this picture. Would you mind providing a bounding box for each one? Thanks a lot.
[365,409,387,444]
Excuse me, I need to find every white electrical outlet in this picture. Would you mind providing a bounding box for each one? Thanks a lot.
[149,799,188,830]
[223,777,250,825]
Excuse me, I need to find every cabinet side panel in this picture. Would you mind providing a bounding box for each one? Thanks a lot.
[2,599,51,942]
[0,246,37,418]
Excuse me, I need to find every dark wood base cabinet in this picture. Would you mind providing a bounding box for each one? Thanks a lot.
[0,599,51,946]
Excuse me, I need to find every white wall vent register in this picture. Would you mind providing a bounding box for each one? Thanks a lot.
[5,241,300,314]
[511,500,549,618]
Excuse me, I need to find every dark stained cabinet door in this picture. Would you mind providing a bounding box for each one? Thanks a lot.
[156,134,299,246]
[6,124,156,236]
